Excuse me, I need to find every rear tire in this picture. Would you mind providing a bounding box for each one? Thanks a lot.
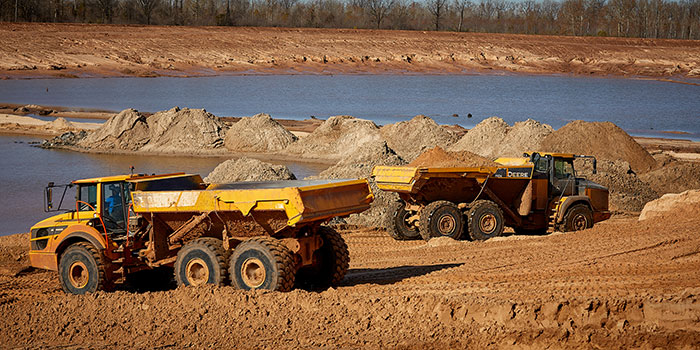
[229,236,296,292]
[296,226,350,290]
[467,200,504,241]
[174,237,229,287]
[419,200,464,241]
[58,242,110,294]
[560,204,593,232]
[385,201,420,241]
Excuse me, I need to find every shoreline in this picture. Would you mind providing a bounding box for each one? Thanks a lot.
[2,23,699,81]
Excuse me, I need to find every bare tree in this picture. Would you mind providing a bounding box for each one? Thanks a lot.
[94,0,115,22]
[365,0,395,28]
[137,0,159,23]
[428,0,447,30]
[454,0,471,32]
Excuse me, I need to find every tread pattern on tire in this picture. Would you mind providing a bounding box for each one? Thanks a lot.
[58,242,110,293]
[231,236,296,292]
[175,237,229,287]
[468,200,505,241]
[419,200,462,241]
[384,201,419,241]
[318,226,350,286]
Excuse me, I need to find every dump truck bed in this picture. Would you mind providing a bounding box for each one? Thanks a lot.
[131,178,374,227]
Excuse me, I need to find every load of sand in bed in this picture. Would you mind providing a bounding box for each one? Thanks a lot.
[448,117,553,158]
[284,116,383,160]
[379,115,459,161]
[539,120,657,173]
[204,157,296,183]
[224,113,297,152]
[79,107,227,153]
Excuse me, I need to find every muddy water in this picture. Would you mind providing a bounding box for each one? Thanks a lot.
[1,74,699,140]
[0,134,327,235]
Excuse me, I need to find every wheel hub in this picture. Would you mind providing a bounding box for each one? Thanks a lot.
[437,214,456,235]
[479,214,497,234]
[185,258,210,286]
[241,258,266,288]
[572,214,588,231]
[68,261,89,289]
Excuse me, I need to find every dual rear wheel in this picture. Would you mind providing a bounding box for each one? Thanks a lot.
[174,227,348,292]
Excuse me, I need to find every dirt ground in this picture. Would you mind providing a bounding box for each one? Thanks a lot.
[1,209,699,349]
[1,23,700,80]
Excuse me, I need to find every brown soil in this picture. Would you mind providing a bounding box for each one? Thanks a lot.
[449,117,554,158]
[540,120,658,173]
[639,189,700,221]
[284,116,383,161]
[640,161,700,195]
[409,146,497,168]
[224,113,298,152]
[204,157,296,183]
[379,115,458,161]
[2,23,700,79]
[2,207,700,349]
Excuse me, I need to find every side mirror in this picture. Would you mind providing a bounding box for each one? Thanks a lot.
[46,186,53,211]
[592,158,597,175]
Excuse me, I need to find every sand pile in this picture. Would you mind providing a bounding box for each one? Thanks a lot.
[449,117,553,158]
[409,146,497,168]
[204,157,296,183]
[284,116,383,160]
[379,115,458,161]
[539,120,657,173]
[139,107,227,153]
[639,161,700,195]
[578,159,658,212]
[44,117,74,131]
[79,109,150,151]
[312,141,406,227]
[224,113,298,152]
[79,107,228,154]
[639,189,700,221]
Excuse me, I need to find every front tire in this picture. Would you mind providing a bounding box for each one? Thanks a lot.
[58,242,110,294]
[419,200,464,241]
[467,200,505,241]
[174,237,229,287]
[229,236,296,292]
[559,204,593,232]
[385,201,420,241]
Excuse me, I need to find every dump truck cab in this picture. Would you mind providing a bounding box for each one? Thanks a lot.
[374,151,610,242]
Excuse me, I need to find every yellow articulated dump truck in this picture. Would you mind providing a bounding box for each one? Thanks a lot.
[373,152,610,241]
[29,172,373,294]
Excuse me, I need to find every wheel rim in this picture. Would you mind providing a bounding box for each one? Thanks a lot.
[68,261,89,289]
[185,258,210,286]
[572,214,588,231]
[241,258,266,288]
[437,214,456,235]
[479,214,497,234]
[400,211,414,230]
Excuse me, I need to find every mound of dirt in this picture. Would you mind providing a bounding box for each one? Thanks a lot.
[224,113,298,152]
[449,117,553,158]
[79,108,150,151]
[639,161,700,195]
[578,159,659,212]
[79,107,228,154]
[204,157,296,183]
[140,107,227,153]
[409,146,497,168]
[44,117,74,131]
[539,120,657,173]
[379,115,458,161]
[312,141,406,227]
[284,116,383,160]
[639,189,700,221]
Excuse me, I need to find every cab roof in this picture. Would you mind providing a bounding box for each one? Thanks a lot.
[72,172,191,184]
[527,152,577,159]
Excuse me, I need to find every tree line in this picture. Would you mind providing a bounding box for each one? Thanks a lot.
[2,0,699,39]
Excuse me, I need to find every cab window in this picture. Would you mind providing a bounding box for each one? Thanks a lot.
[554,158,574,179]
[77,184,97,211]
[103,182,126,232]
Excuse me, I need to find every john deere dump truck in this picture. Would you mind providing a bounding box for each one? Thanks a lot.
[373,152,610,241]
[29,172,373,294]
